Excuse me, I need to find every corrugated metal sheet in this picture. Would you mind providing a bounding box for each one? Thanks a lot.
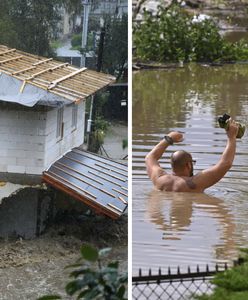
[43,148,128,219]
[0,45,115,105]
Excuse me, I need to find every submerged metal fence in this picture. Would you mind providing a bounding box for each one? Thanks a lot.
[132,263,229,300]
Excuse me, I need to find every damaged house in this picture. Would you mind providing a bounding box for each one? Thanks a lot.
[0,45,127,238]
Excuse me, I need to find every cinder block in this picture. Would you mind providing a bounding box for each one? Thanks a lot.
[45,147,60,166]
[44,139,56,152]
[38,128,46,136]
[0,150,7,156]
[25,150,44,160]
[35,159,45,167]
[0,165,7,172]
[16,158,35,166]
[8,149,26,158]
[38,112,47,121]
[18,135,45,143]
[0,156,17,165]
[7,165,26,173]
[25,166,44,175]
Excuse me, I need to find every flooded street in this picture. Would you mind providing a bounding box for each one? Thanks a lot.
[132,64,248,274]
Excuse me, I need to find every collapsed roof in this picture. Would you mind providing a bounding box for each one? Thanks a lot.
[43,148,128,219]
[0,45,115,107]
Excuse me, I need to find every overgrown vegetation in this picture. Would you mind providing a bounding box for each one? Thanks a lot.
[71,32,95,52]
[195,249,248,300]
[38,244,127,300]
[0,0,68,56]
[101,14,128,80]
[133,3,248,63]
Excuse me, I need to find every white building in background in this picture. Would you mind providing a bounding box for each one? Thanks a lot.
[59,0,128,38]
[91,0,128,17]
[0,45,115,182]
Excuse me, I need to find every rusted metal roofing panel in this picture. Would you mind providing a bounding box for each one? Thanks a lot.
[0,45,115,105]
[43,148,128,219]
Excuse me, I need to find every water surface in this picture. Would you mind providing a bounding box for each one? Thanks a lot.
[132,64,248,274]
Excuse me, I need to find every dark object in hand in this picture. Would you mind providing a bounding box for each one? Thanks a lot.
[218,113,245,139]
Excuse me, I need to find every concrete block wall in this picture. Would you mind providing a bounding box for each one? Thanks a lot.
[0,106,47,175]
[0,101,85,176]
[44,101,85,168]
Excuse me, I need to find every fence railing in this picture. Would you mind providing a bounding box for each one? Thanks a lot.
[132,263,229,300]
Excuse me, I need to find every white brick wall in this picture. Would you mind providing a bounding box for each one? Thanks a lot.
[0,107,47,175]
[44,101,85,167]
[0,101,85,175]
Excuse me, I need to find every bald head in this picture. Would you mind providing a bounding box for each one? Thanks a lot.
[171,150,193,173]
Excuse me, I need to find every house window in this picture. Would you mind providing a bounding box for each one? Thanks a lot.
[56,107,64,140]
[72,104,78,131]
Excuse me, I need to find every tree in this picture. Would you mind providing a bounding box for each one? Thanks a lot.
[100,14,128,80]
[0,0,67,56]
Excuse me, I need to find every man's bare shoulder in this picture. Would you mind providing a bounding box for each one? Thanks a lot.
[155,173,204,192]
[155,173,174,191]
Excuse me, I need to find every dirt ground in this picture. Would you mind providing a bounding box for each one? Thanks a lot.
[0,213,127,300]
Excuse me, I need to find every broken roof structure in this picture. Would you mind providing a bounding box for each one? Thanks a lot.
[0,45,128,219]
[0,45,115,107]
[43,148,128,219]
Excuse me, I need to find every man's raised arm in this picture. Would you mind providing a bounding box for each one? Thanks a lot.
[145,131,183,184]
[193,119,239,191]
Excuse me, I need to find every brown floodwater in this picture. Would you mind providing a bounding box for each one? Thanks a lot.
[132,63,248,274]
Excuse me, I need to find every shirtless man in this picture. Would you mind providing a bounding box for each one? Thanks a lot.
[145,119,239,193]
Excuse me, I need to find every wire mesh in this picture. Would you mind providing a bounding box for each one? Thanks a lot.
[132,263,229,300]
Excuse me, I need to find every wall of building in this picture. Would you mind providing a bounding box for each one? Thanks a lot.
[0,101,85,176]
[0,105,47,175]
[44,101,85,169]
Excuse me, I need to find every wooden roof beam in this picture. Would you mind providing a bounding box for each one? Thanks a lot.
[26,63,69,80]
[48,67,87,90]
[32,58,53,66]
[0,55,23,64]
[12,66,36,75]
[0,49,16,55]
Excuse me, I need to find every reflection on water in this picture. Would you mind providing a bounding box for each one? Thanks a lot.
[132,64,248,274]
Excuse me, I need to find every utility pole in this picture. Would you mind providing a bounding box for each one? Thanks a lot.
[81,0,91,67]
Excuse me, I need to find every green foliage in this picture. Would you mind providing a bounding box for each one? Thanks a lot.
[38,244,127,300]
[101,14,128,79]
[94,92,110,117]
[92,116,109,146]
[94,116,109,133]
[134,4,248,63]
[122,139,128,150]
[195,249,248,300]
[71,33,82,49]
[71,33,95,51]
[0,0,67,56]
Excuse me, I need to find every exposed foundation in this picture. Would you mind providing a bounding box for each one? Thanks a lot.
[0,186,53,239]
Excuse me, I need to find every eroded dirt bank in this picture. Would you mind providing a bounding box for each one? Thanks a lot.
[0,213,127,300]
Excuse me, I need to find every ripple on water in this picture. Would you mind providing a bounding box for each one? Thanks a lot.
[133,64,248,273]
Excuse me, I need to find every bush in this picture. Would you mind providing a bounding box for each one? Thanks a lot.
[71,33,82,50]
[71,33,94,52]
[133,4,248,63]
[195,249,248,300]
[38,244,127,300]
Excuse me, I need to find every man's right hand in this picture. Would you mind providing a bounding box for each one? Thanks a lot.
[168,131,184,143]
[226,119,239,139]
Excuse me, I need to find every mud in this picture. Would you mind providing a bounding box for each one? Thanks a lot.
[0,213,127,300]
